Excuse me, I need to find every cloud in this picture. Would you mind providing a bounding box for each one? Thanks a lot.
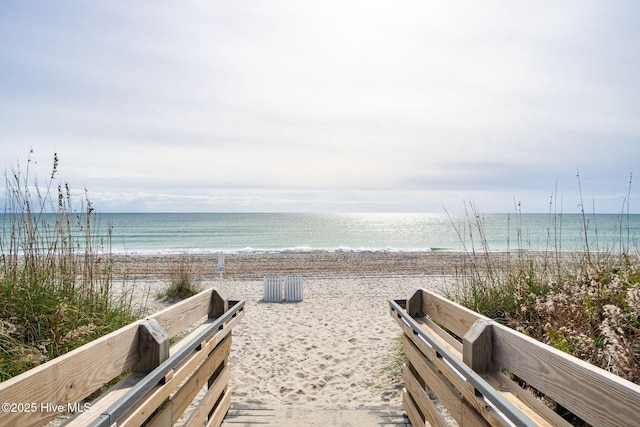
[1,1,639,213]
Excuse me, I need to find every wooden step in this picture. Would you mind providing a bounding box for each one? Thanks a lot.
[221,404,411,426]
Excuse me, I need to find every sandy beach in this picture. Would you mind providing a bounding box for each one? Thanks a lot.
[120,252,459,411]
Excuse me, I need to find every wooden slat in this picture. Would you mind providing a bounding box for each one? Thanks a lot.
[484,372,571,427]
[151,289,213,338]
[405,331,506,426]
[406,333,502,426]
[399,312,516,427]
[117,333,232,426]
[144,399,172,427]
[402,334,464,424]
[206,390,231,427]
[0,288,241,427]
[420,289,487,339]
[64,372,146,426]
[416,316,463,355]
[402,389,427,427]
[168,319,218,357]
[461,403,491,427]
[0,321,141,427]
[492,322,640,427]
[170,339,231,424]
[403,364,449,427]
[402,290,640,427]
[184,365,231,426]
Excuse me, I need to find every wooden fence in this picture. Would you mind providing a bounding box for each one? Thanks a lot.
[0,289,245,427]
[390,288,640,427]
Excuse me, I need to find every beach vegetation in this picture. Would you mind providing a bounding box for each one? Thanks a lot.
[445,176,640,386]
[381,333,405,385]
[157,257,201,300]
[0,151,142,380]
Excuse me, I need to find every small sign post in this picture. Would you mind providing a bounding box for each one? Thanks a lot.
[217,253,225,280]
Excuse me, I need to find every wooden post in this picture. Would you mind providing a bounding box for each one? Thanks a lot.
[463,319,494,374]
[407,289,424,318]
[207,289,230,393]
[137,319,170,373]
[208,289,228,319]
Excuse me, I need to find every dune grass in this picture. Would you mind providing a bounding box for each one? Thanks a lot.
[156,257,201,300]
[0,152,142,380]
[445,196,640,385]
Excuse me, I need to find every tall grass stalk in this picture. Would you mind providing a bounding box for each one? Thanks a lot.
[446,176,639,385]
[157,257,201,300]
[0,151,141,380]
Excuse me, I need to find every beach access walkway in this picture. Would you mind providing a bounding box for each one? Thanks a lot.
[221,404,410,426]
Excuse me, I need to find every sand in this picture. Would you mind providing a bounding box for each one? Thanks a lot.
[121,252,458,411]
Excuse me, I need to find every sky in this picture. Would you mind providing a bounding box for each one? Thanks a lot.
[1,1,639,213]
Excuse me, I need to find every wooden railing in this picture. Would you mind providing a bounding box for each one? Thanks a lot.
[0,289,245,427]
[390,288,640,427]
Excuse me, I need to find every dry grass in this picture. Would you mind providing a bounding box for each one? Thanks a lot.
[446,201,640,385]
[157,257,201,300]
[0,151,142,380]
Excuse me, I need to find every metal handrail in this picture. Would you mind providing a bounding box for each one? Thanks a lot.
[89,299,245,427]
[389,299,536,427]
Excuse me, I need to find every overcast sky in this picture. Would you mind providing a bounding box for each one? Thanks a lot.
[1,1,639,213]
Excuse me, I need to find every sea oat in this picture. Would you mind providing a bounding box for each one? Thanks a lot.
[625,287,640,317]
[600,304,632,378]
[61,324,96,344]
[0,320,18,336]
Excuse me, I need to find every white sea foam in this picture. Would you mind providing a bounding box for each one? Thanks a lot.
[61,212,638,256]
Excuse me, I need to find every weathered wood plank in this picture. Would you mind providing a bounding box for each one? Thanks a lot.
[152,289,213,338]
[64,372,146,426]
[492,322,640,427]
[398,290,640,427]
[484,372,571,427]
[407,289,424,318]
[0,321,141,427]
[461,403,491,427]
[463,319,494,374]
[171,338,231,424]
[402,364,449,427]
[420,289,486,339]
[208,290,228,319]
[402,389,427,427]
[206,390,231,427]
[116,330,232,426]
[416,316,462,355]
[402,334,464,424]
[405,332,492,427]
[405,330,506,426]
[137,319,170,373]
[184,365,231,426]
[144,399,172,427]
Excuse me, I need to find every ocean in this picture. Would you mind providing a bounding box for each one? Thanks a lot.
[71,212,640,255]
